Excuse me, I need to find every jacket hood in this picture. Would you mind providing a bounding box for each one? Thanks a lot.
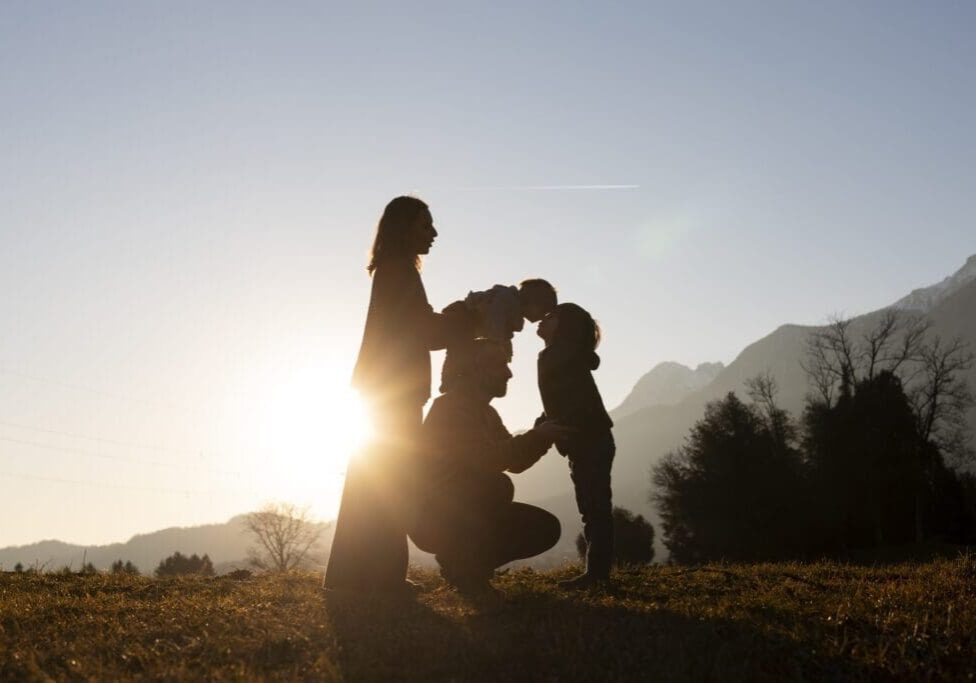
[541,344,601,372]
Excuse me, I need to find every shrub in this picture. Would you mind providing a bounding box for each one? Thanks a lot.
[155,552,214,577]
[576,506,656,566]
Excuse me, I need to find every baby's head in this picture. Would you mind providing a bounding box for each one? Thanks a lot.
[518,278,558,323]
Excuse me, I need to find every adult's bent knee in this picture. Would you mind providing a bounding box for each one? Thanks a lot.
[538,509,561,551]
[512,503,561,555]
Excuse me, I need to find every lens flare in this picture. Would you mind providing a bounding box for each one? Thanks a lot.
[257,364,371,517]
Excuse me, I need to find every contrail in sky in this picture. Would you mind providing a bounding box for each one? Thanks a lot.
[449,184,640,191]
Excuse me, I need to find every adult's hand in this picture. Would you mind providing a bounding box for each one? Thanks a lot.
[533,420,576,445]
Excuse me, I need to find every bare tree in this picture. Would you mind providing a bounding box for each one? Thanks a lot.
[910,335,975,464]
[746,371,779,419]
[746,371,796,448]
[244,502,323,572]
[802,311,929,407]
[861,309,929,380]
[802,334,839,407]
[882,313,929,378]
[862,310,898,380]
[801,315,855,407]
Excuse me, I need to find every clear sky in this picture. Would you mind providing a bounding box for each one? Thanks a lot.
[1,2,974,547]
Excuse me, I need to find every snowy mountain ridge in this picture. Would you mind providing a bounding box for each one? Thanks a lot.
[893,254,976,312]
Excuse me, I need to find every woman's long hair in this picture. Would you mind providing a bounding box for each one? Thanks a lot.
[367,196,428,275]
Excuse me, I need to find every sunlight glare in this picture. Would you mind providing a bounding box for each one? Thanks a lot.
[257,363,371,517]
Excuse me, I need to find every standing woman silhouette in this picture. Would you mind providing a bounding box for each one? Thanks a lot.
[325,196,458,594]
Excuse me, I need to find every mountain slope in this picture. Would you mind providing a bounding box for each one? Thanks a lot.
[893,254,976,312]
[612,361,724,419]
[0,515,334,574]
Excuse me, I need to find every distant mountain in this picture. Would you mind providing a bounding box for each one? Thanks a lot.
[519,255,976,562]
[612,361,725,419]
[0,515,333,575]
[893,254,976,312]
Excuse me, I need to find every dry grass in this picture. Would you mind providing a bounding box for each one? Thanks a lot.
[1,558,975,681]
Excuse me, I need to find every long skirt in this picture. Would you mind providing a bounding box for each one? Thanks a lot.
[324,401,422,592]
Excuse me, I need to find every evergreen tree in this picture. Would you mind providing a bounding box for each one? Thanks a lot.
[155,552,214,577]
[808,372,913,547]
[652,391,806,563]
[111,559,140,575]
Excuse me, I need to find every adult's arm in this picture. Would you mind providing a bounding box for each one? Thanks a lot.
[429,300,477,351]
[354,262,447,387]
[377,262,471,351]
[424,396,550,476]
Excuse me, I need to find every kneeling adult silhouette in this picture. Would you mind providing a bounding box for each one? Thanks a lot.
[410,340,569,595]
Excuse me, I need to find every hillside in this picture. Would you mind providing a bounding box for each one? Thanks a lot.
[893,254,976,312]
[2,559,974,681]
[611,361,725,420]
[0,515,333,575]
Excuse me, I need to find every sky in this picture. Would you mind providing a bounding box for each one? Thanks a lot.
[1,1,974,548]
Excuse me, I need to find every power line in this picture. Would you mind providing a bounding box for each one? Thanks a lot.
[0,366,350,498]
[0,365,211,417]
[0,418,252,461]
[0,469,259,497]
[0,434,246,478]
[0,367,332,462]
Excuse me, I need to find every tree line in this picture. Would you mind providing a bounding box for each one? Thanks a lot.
[653,311,976,563]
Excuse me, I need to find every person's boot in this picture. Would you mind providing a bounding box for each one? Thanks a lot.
[438,556,497,598]
[437,556,462,588]
[375,578,423,599]
[453,575,501,606]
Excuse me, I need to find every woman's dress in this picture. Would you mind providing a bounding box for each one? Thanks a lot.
[324,258,457,591]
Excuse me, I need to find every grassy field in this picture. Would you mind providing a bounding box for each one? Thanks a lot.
[1,559,974,682]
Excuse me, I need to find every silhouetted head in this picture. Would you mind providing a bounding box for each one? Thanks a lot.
[367,196,438,275]
[440,339,512,399]
[538,303,602,369]
[518,278,558,322]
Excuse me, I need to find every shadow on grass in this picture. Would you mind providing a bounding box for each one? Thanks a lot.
[324,589,476,681]
[324,584,881,682]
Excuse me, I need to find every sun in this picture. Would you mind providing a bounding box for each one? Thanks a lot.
[257,363,371,515]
